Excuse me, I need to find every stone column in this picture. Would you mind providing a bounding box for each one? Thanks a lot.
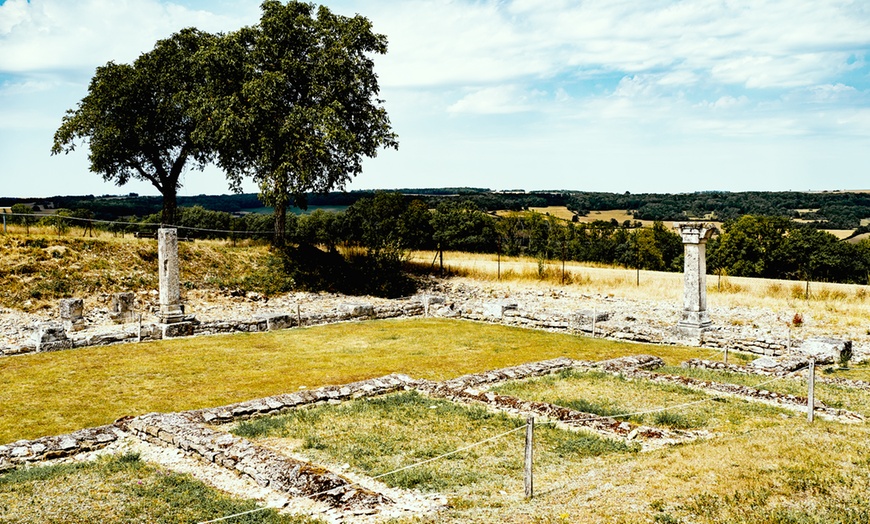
[676,223,716,336]
[158,228,184,324]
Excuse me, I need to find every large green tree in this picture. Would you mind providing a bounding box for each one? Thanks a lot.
[52,29,218,225]
[206,1,398,246]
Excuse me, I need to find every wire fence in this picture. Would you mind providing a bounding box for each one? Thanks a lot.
[0,212,273,239]
[198,362,814,524]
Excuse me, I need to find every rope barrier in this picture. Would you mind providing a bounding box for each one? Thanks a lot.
[197,424,528,524]
[198,363,813,523]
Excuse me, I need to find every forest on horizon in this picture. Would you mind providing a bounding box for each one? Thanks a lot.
[4,188,870,231]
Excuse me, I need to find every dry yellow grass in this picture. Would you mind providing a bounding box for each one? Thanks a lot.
[411,250,870,337]
[526,206,577,220]
[0,232,271,311]
[823,229,855,239]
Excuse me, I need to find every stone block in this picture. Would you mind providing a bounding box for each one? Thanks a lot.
[33,322,72,352]
[800,337,852,365]
[483,300,518,319]
[58,298,84,321]
[58,298,85,332]
[162,322,194,338]
[340,303,374,317]
[573,310,610,323]
[109,292,136,323]
[258,313,294,331]
[748,356,780,370]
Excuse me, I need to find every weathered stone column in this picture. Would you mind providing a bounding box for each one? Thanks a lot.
[676,223,716,336]
[158,228,184,324]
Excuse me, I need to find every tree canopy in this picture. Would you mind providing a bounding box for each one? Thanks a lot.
[52,28,218,225]
[204,0,398,245]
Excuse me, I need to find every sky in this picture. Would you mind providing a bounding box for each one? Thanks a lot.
[1,0,869,198]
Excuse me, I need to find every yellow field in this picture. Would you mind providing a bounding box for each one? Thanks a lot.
[411,250,870,336]
[526,206,577,220]
[824,229,855,239]
[514,207,725,230]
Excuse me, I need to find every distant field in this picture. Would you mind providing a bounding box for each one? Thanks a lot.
[520,207,724,230]
[240,205,348,215]
[847,233,870,244]
[526,206,577,220]
[824,229,855,239]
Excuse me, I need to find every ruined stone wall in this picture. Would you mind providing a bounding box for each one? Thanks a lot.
[1,289,846,362]
[1,301,424,357]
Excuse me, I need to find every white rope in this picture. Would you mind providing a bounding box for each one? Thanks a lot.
[198,364,814,523]
[197,423,527,523]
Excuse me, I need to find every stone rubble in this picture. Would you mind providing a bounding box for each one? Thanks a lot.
[119,412,390,511]
[2,279,868,361]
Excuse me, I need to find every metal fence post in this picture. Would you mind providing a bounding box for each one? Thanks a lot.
[807,358,815,423]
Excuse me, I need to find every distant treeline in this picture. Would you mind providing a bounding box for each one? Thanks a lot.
[6,191,870,289]
[5,189,870,229]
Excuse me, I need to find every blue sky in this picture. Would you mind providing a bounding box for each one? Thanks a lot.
[1,0,869,198]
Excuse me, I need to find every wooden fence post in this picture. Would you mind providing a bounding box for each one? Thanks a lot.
[297,304,302,327]
[524,415,534,499]
[724,346,728,364]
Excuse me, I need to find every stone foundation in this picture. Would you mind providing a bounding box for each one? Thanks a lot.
[120,412,389,510]
[1,290,861,365]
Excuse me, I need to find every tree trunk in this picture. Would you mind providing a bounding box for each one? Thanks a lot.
[273,202,286,248]
[161,190,178,226]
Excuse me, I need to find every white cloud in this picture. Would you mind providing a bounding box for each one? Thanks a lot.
[2,0,870,196]
[0,0,258,74]
[448,85,543,114]
[365,0,870,91]
[708,95,749,110]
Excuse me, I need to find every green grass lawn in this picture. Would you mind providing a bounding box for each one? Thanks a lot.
[5,318,870,523]
[0,318,710,443]
[0,453,317,524]
[233,391,636,500]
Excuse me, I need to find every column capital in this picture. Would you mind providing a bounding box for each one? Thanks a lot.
[675,222,717,244]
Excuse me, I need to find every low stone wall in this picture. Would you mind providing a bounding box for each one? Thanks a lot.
[120,412,389,510]
[189,374,417,425]
[1,300,425,357]
[416,356,708,448]
[1,288,855,366]
[685,358,870,393]
[585,360,865,422]
[433,358,574,391]
[0,425,123,472]
[700,332,790,356]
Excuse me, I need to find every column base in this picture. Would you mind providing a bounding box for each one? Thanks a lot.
[159,304,186,324]
[677,310,712,337]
